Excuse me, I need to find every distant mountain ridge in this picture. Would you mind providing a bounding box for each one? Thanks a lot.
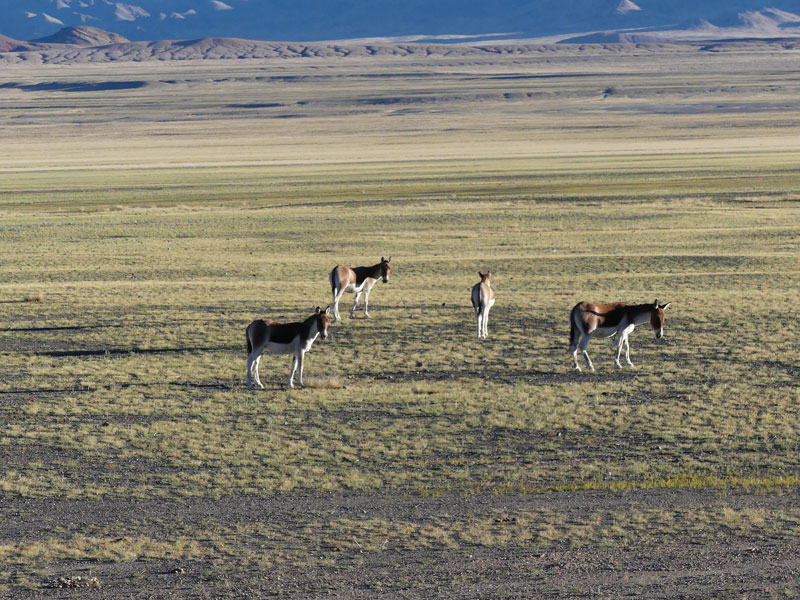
[3,0,800,43]
[3,27,800,67]
[564,6,800,43]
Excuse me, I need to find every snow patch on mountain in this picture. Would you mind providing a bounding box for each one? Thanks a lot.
[42,13,64,25]
[114,3,149,22]
[615,0,641,16]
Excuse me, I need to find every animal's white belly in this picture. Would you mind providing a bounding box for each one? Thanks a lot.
[264,338,299,355]
[593,324,634,338]
[343,283,361,293]
[593,326,619,339]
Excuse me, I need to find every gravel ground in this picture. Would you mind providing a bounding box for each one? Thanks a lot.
[3,489,799,598]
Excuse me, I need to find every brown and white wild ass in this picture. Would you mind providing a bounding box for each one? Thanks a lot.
[246,306,330,389]
[471,271,496,339]
[569,299,671,371]
[329,257,391,321]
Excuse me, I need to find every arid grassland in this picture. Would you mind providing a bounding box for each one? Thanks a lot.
[1,44,799,598]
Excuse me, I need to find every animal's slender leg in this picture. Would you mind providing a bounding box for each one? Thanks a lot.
[363,287,371,317]
[582,350,595,371]
[579,335,595,371]
[624,334,633,367]
[614,333,625,369]
[297,351,305,388]
[476,309,482,338]
[333,290,345,321]
[483,305,491,338]
[570,318,582,370]
[288,355,298,388]
[246,353,255,388]
[332,289,339,321]
[572,341,581,371]
[253,354,264,388]
[350,291,363,318]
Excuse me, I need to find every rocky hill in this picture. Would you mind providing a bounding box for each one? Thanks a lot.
[0,33,23,52]
[31,26,130,46]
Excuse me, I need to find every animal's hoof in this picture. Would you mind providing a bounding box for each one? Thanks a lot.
[614,363,623,369]
[627,362,634,367]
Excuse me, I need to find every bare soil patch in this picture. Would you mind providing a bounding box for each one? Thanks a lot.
[3,490,799,598]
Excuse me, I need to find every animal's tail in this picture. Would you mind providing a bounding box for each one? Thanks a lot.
[329,268,337,295]
[246,325,252,355]
[471,284,482,315]
[569,305,578,349]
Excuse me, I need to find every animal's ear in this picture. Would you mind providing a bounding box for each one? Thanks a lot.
[478,271,484,278]
[381,256,385,262]
[654,299,659,308]
[661,302,672,310]
[486,271,491,278]
[315,306,321,314]
[324,305,331,315]
[387,256,391,262]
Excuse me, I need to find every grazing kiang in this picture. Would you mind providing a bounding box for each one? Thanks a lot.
[569,299,671,371]
[246,306,330,389]
[471,271,496,339]
[329,257,391,321]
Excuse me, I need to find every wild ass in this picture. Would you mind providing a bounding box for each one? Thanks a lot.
[471,271,496,339]
[569,299,671,371]
[329,257,391,321]
[246,306,330,389]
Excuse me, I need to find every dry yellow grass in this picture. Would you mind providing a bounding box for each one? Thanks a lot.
[0,45,799,596]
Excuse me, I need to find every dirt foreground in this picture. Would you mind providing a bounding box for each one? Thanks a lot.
[2,489,798,598]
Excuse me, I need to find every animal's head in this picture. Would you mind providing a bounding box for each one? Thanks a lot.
[315,306,331,339]
[380,256,392,283]
[650,299,671,338]
[479,271,491,283]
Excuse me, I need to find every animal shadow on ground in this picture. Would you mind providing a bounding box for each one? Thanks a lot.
[34,346,234,357]
[0,81,147,93]
[0,325,112,332]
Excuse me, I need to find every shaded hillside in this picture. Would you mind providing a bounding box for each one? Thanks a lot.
[31,25,129,46]
[0,33,23,52]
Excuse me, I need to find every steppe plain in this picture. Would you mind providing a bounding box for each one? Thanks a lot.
[1,41,799,598]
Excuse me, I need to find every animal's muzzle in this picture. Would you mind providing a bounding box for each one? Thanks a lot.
[383,277,389,283]
[655,330,663,339]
